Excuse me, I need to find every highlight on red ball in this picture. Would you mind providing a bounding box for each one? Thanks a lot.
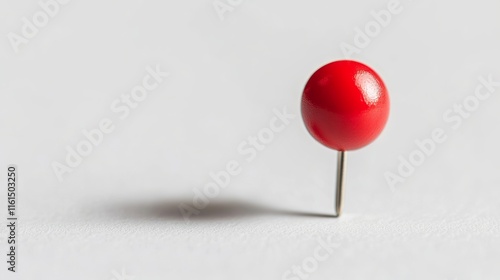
[301,60,390,151]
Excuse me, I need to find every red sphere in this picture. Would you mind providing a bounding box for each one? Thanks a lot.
[301,60,390,151]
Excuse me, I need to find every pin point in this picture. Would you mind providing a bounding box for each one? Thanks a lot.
[301,60,390,217]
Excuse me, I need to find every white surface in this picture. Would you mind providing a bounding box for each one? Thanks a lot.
[1,0,500,279]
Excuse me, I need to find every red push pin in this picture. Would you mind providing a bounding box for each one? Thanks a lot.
[301,60,390,217]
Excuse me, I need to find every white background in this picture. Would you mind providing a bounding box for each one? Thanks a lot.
[1,0,500,279]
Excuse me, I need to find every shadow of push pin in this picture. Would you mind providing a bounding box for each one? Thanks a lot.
[301,60,390,217]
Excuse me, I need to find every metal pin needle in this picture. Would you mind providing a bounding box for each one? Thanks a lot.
[334,151,345,217]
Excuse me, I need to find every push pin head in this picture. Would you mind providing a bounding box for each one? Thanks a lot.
[301,60,390,216]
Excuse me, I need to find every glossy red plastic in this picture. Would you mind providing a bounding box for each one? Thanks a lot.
[301,60,390,151]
